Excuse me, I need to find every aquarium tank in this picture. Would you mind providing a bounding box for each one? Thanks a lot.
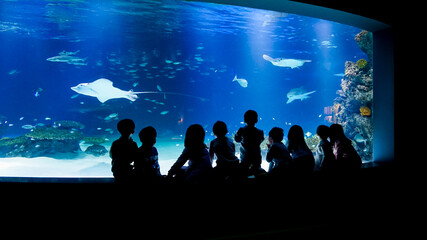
[0,0,373,178]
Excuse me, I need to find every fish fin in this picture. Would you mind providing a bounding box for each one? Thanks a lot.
[96,96,109,103]
[262,54,274,62]
[233,75,237,81]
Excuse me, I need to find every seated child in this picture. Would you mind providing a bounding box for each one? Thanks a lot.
[314,125,335,172]
[234,110,264,176]
[209,121,240,181]
[167,124,212,184]
[266,127,292,177]
[110,119,138,183]
[287,125,315,175]
[329,124,362,171]
[135,126,162,183]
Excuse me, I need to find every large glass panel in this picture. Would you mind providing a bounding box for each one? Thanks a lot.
[0,0,372,177]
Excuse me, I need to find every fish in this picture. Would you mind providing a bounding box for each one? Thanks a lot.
[22,125,34,129]
[104,113,118,121]
[34,88,43,97]
[47,50,87,66]
[160,111,169,115]
[353,134,367,145]
[286,87,316,104]
[71,78,208,103]
[263,54,311,69]
[232,75,248,88]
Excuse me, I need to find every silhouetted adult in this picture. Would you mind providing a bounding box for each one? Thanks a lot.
[167,124,212,184]
[329,124,362,171]
[287,125,315,176]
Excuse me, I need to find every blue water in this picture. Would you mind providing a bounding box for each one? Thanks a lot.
[0,0,369,176]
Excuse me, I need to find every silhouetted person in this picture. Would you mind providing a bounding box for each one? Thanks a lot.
[266,127,292,179]
[209,121,240,182]
[287,125,315,176]
[167,124,212,184]
[135,126,162,184]
[235,110,264,176]
[110,119,138,183]
[314,125,335,172]
[329,124,362,171]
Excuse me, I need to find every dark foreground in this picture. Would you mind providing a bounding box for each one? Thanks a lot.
[0,163,418,239]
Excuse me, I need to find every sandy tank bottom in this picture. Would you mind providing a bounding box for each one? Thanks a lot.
[0,140,271,178]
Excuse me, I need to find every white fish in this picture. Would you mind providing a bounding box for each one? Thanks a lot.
[353,134,367,145]
[232,75,248,88]
[286,87,316,104]
[71,78,207,103]
[263,54,311,69]
[104,113,118,121]
[22,125,34,129]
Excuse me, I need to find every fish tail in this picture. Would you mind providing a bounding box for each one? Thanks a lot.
[262,54,274,62]
[133,91,207,101]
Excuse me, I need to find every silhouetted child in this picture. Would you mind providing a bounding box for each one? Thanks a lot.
[135,126,162,183]
[287,125,315,176]
[209,121,240,182]
[266,127,292,178]
[314,125,335,172]
[235,110,264,176]
[329,124,362,171]
[167,124,212,184]
[110,119,138,183]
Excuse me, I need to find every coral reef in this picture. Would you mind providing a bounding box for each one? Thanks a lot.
[54,120,85,130]
[81,136,108,145]
[360,106,371,116]
[332,30,373,161]
[0,124,84,158]
[85,144,108,157]
[354,30,373,61]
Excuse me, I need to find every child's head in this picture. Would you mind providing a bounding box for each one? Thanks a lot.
[244,110,258,126]
[117,119,135,138]
[139,126,157,147]
[184,124,205,150]
[269,127,284,143]
[213,121,228,138]
[316,125,330,140]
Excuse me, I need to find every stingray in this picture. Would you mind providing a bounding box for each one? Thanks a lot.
[71,78,207,103]
[263,54,311,69]
[286,87,316,104]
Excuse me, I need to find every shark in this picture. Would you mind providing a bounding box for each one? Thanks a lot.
[47,50,87,66]
[71,78,207,103]
[286,87,316,104]
[263,54,311,69]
